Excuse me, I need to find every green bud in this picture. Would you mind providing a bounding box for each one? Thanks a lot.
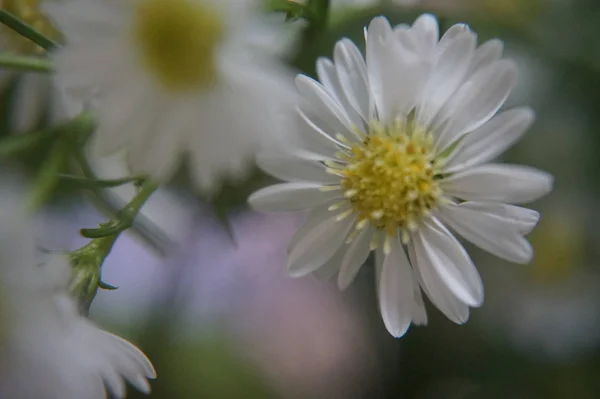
[67,236,117,314]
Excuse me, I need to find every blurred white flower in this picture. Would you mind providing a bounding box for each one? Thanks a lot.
[0,180,156,398]
[249,14,553,338]
[45,0,298,193]
[0,0,62,133]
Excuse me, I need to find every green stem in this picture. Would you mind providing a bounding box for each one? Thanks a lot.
[118,179,159,226]
[80,179,159,238]
[307,0,330,30]
[0,53,53,73]
[0,124,58,157]
[59,174,145,188]
[0,10,59,50]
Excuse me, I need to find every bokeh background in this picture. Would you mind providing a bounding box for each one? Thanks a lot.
[2,0,600,397]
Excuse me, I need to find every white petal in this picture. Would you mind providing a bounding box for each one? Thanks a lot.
[288,205,334,252]
[468,39,504,75]
[338,227,373,290]
[316,56,364,130]
[457,202,540,234]
[366,16,393,120]
[410,14,439,58]
[415,218,484,307]
[374,233,384,294]
[435,60,518,152]
[256,152,338,184]
[311,244,345,281]
[444,107,535,173]
[288,213,356,277]
[442,164,554,204]
[417,28,476,128]
[411,278,428,326]
[408,239,470,324]
[375,36,431,124]
[333,39,371,122]
[248,183,342,213]
[439,203,535,263]
[295,75,355,137]
[378,234,414,338]
[296,107,349,155]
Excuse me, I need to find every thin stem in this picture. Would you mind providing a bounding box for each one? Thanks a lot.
[72,149,171,254]
[119,180,159,225]
[59,174,146,188]
[0,10,59,50]
[0,53,53,72]
[80,179,159,238]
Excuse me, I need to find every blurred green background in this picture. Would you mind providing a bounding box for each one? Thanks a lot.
[3,0,600,398]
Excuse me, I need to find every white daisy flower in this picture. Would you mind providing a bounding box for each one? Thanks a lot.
[0,179,156,398]
[0,0,62,133]
[249,14,553,337]
[44,0,297,193]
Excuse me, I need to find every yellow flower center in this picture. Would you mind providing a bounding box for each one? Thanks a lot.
[335,120,443,239]
[1,0,61,54]
[133,0,225,92]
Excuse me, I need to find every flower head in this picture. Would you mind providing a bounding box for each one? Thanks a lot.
[249,14,553,337]
[0,181,156,398]
[45,0,297,192]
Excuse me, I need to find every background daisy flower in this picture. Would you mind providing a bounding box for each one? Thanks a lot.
[249,14,553,337]
[45,0,298,193]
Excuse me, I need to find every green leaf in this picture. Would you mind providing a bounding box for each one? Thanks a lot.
[98,280,119,290]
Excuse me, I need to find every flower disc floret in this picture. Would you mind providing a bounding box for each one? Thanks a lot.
[337,120,443,236]
[133,0,224,91]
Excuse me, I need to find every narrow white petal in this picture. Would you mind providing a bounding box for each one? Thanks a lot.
[408,239,470,324]
[416,219,484,307]
[378,234,414,338]
[457,202,540,234]
[316,56,364,130]
[288,213,356,277]
[288,204,334,252]
[256,153,339,184]
[338,227,373,290]
[417,29,476,128]
[374,233,384,294]
[295,75,355,136]
[468,39,504,75]
[439,204,534,263]
[410,14,439,58]
[297,107,352,150]
[311,244,345,281]
[249,183,342,213]
[376,39,431,124]
[442,164,554,204]
[333,39,371,122]
[444,107,535,173]
[366,16,393,120]
[411,277,428,326]
[435,60,518,152]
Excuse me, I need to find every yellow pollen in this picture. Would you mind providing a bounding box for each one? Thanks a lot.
[133,0,224,92]
[1,0,61,54]
[339,120,442,236]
